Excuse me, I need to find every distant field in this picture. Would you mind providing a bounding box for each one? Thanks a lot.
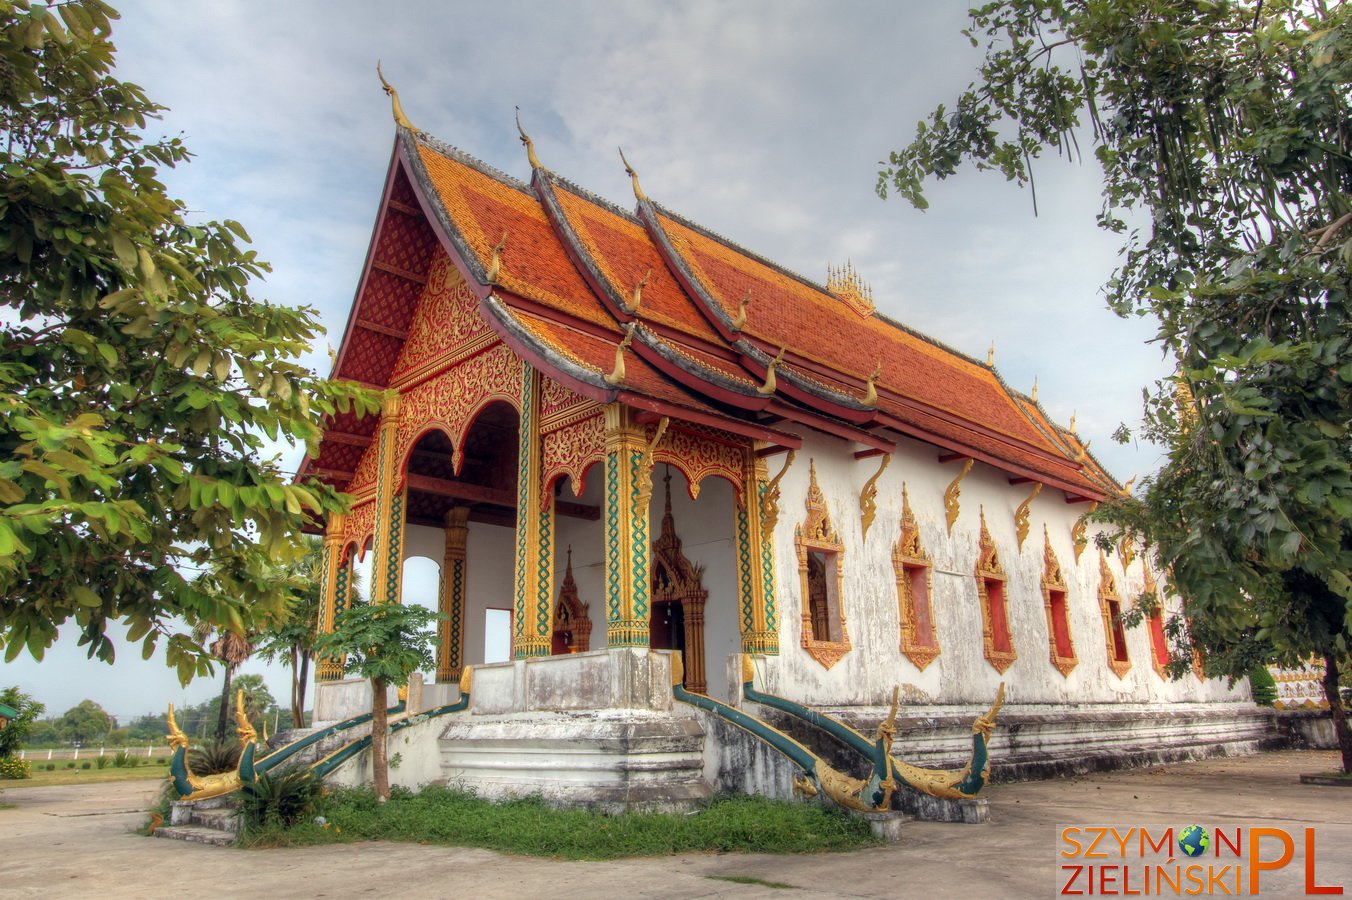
[2,765,168,789]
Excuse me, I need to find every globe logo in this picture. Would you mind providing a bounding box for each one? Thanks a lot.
[1179,825,1210,858]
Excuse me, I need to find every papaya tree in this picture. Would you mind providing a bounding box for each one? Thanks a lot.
[313,602,440,800]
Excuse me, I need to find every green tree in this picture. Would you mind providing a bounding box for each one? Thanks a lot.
[313,602,440,800]
[57,698,114,744]
[0,1,380,679]
[256,535,363,728]
[880,0,1352,773]
[230,672,279,735]
[0,686,44,757]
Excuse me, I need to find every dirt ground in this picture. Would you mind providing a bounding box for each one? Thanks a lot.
[2,749,1347,898]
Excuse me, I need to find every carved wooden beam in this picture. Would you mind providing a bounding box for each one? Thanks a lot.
[355,318,408,340]
[372,259,428,284]
[406,473,599,520]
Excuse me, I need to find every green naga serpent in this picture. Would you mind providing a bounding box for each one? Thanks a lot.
[167,669,473,802]
[672,652,1004,812]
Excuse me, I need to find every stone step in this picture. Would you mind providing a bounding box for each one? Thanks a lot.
[153,825,236,847]
[188,807,241,833]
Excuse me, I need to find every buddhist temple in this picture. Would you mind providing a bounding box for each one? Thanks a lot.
[292,89,1269,812]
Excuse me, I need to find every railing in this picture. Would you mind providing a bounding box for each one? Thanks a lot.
[18,746,174,761]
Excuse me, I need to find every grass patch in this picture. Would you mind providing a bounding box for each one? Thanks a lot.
[708,874,797,889]
[2,765,166,789]
[242,786,878,859]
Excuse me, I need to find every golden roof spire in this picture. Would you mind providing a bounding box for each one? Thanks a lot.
[1031,376,1039,402]
[618,146,647,201]
[515,106,543,170]
[376,61,418,134]
[986,341,996,366]
[825,260,874,314]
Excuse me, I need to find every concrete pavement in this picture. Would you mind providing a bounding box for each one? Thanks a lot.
[1,749,1347,898]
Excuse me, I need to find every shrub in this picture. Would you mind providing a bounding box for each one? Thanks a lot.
[189,739,241,776]
[239,770,321,830]
[0,756,31,779]
[1249,665,1278,707]
[80,761,91,770]
[45,763,55,771]
[113,751,133,768]
[95,756,112,769]
[157,757,168,766]
[64,761,75,769]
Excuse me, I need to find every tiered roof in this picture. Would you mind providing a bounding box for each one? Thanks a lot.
[303,119,1117,503]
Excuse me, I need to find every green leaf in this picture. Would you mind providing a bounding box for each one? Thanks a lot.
[71,586,101,608]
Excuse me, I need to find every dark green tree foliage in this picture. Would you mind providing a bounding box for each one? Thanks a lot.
[880,0,1351,772]
[0,686,44,757]
[314,602,440,800]
[0,1,380,679]
[56,698,113,743]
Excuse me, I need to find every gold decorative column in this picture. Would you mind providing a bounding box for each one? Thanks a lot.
[437,505,470,682]
[369,395,407,606]
[316,512,347,681]
[735,445,782,655]
[513,364,554,658]
[602,404,657,647]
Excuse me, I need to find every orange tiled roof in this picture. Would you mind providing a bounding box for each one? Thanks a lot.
[323,128,1117,500]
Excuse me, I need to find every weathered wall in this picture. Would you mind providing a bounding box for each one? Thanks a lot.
[759,432,1249,710]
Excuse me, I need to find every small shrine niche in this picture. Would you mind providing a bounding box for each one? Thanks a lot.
[893,484,939,671]
[551,548,592,655]
[649,470,710,693]
[796,460,851,669]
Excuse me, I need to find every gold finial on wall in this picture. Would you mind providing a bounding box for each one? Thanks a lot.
[618,146,647,201]
[604,322,637,386]
[376,61,419,134]
[760,449,795,534]
[1074,440,1092,463]
[944,458,976,535]
[757,346,786,396]
[485,230,509,283]
[515,106,542,170]
[1122,475,1137,497]
[859,453,890,538]
[1072,501,1098,562]
[731,291,751,331]
[1014,482,1043,550]
[861,362,882,407]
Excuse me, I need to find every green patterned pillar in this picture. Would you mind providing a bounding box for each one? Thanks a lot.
[734,446,781,654]
[513,364,554,658]
[437,505,470,681]
[603,404,656,647]
[369,395,407,606]
[316,512,348,681]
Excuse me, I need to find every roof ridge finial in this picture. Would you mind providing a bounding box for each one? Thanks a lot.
[862,361,882,407]
[1031,376,1039,402]
[515,106,543,170]
[604,322,637,386]
[629,267,652,314]
[757,346,786,396]
[376,61,419,134]
[986,341,996,367]
[1068,410,1077,434]
[618,146,647,201]
[731,291,751,331]
[825,259,874,315]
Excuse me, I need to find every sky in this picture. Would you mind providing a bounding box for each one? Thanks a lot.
[4,1,1174,725]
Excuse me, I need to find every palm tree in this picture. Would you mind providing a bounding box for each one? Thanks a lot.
[191,620,256,742]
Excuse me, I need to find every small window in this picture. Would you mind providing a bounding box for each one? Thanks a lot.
[1041,530,1077,676]
[795,461,851,669]
[975,509,1017,673]
[1098,553,1131,678]
[1143,569,1170,679]
[894,484,939,670]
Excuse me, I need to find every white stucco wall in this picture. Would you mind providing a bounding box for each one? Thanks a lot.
[758,431,1247,709]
